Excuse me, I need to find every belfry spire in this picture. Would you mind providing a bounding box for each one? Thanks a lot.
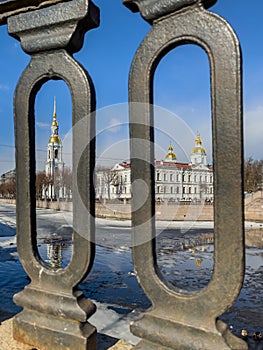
[53,96,57,118]
[49,97,60,144]
[45,98,64,198]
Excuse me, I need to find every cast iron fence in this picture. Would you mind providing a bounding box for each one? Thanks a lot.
[0,0,245,349]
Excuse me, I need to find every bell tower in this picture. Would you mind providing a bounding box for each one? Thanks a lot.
[45,97,64,177]
[190,133,207,166]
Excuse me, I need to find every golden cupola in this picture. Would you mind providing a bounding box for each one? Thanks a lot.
[49,97,61,144]
[190,132,207,166]
[191,133,206,155]
[165,144,177,161]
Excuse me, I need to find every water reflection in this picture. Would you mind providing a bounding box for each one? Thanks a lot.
[157,229,214,291]
[42,233,72,269]
[0,228,262,343]
[47,243,62,268]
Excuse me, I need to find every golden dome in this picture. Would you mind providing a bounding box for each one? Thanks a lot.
[192,133,206,155]
[49,135,61,144]
[52,118,58,127]
[165,144,176,160]
[195,135,202,145]
[191,146,206,155]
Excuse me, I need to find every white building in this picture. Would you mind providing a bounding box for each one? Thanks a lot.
[96,134,213,204]
[43,98,64,200]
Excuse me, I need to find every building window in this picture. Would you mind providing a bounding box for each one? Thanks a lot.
[157,172,161,181]
[125,174,127,183]
[189,187,191,194]
[171,187,173,193]
[183,187,185,194]
[210,176,213,183]
[176,186,179,194]
[55,149,58,159]
[164,173,167,181]
[188,175,191,182]
[182,174,185,182]
[194,187,197,194]
[170,174,173,182]
[164,186,166,193]
[177,174,179,182]
[194,175,197,182]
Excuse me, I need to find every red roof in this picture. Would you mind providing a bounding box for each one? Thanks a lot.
[119,162,131,169]
[119,160,212,170]
[155,161,192,169]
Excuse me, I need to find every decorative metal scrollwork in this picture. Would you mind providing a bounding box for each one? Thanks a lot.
[125,0,246,349]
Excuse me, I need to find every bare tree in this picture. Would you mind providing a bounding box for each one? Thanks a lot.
[5,178,16,199]
[62,166,72,200]
[0,183,8,198]
[35,171,47,200]
[244,157,263,193]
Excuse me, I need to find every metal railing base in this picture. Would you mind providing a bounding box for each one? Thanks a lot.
[131,314,248,350]
[13,310,96,350]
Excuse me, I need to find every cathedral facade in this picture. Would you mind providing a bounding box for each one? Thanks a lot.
[96,134,213,204]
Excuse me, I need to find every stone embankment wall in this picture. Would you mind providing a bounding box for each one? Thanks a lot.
[244,191,263,222]
[245,229,263,247]
[1,190,263,222]
[96,203,214,221]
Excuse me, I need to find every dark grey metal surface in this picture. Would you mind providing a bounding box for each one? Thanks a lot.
[123,0,217,22]
[125,0,246,349]
[8,0,99,54]
[0,0,65,24]
[7,1,99,349]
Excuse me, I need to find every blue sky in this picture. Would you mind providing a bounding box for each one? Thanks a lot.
[0,0,263,174]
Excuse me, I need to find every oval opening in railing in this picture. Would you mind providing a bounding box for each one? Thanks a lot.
[153,44,215,292]
[35,80,73,270]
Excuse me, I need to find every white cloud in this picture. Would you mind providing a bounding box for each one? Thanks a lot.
[0,84,10,91]
[36,121,50,128]
[244,105,263,159]
[107,118,122,133]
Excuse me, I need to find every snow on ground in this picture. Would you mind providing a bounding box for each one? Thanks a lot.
[0,202,263,347]
[90,302,140,345]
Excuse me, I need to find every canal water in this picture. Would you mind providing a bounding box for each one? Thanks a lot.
[0,223,262,347]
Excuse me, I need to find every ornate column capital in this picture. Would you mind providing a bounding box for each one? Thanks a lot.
[0,0,64,24]
[8,0,99,54]
[123,0,217,22]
